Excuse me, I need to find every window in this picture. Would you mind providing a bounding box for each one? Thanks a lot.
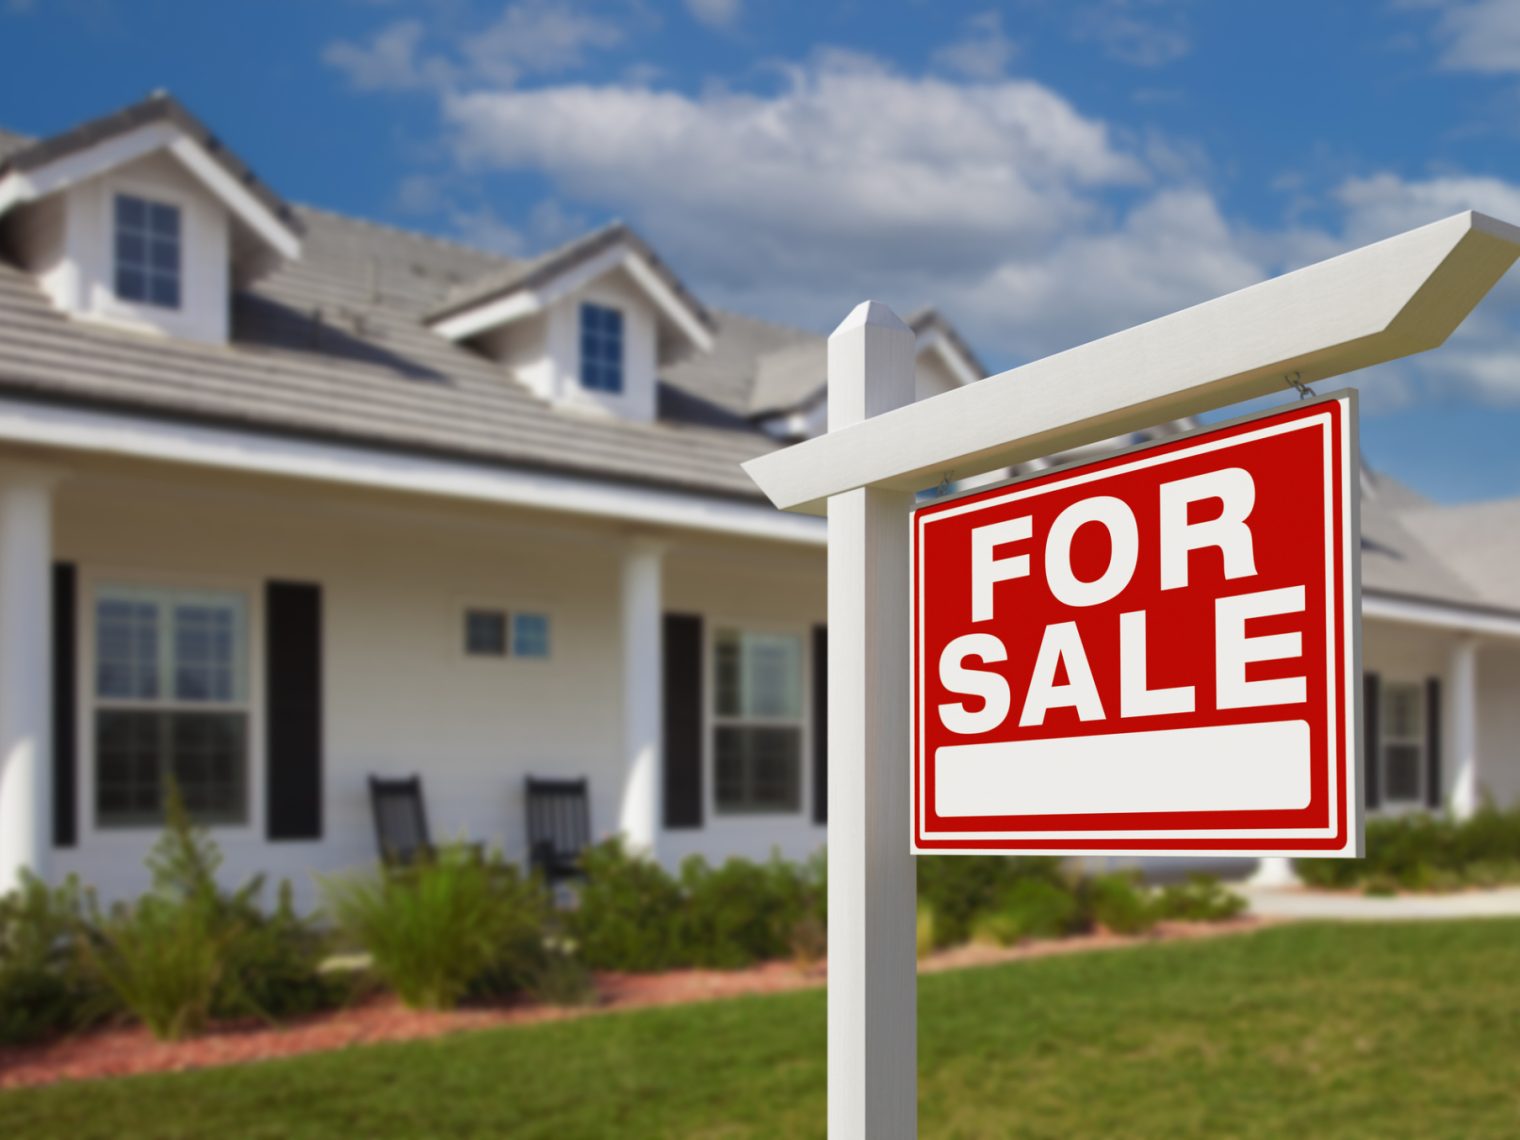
[513,612,551,658]
[463,609,550,658]
[713,629,804,814]
[465,609,507,656]
[93,585,248,826]
[1382,682,1425,804]
[579,303,624,394]
[114,194,181,309]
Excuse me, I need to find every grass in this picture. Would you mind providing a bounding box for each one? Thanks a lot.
[5,920,1520,1138]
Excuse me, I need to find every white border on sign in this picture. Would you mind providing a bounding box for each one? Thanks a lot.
[912,394,1360,852]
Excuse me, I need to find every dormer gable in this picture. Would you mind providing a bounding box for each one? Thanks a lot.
[750,306,988,441]
[0,93,301,345]
[428,223,714,424]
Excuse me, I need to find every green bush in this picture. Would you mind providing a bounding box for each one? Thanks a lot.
[1081,873,1157,936]
[570,840,686,971]
[0,873,113,1044]
[974,877,1082,946]
[1155,874,1247,922]
[1295,805,1520,892]
[88,788,337,1039]
[916,903,937,959]
[322,845,546,1011]
[677,855,812,969]
[916,856,1066,949]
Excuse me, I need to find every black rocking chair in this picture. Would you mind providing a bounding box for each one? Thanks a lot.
[525,776,591,884]
[369,774,433,867]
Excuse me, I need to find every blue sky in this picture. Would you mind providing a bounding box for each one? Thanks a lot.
[6,1,1520,502]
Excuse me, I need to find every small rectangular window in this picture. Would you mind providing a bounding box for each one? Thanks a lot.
[579,303,624,394]
[713,629,803,814]
[93,585,248,827]
[513,612,551,658]
[114,194,181,310]
[465,609,507,656]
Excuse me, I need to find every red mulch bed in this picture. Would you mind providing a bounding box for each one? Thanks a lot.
[0,918,1262,1091]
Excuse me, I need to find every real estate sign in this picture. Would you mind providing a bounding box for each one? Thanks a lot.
[912,395,1361,858]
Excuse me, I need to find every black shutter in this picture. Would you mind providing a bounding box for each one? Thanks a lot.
[266,581,323,840]
[663,613,703,829]
[52,562,76,848]
[1426,677,1443,810]
[812,625,827,825]
[1364,672,1381,811]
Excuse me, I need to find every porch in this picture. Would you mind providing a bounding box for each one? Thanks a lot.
[0,446,828,908]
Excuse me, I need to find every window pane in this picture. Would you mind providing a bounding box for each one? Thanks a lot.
[149,274,180,308]
[1385,743,1423,802]
[96,710,165,826]
[115,194,145,230]
[116,232,145,265]
[715,630,742,716]
[173,601,241,702]
[149,201,180,238]
[465,609,506,656]
[115,267,146,302]
[170,712,247,823]
[1385,684,1422,741]
[150,238,178,272]
[513,612,550,658]
[715,725,801,813]
[743,633,802,719]
[96,596,160,699]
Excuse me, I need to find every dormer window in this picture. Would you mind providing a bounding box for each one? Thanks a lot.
[579,302,624,394]
[114,193,182,310]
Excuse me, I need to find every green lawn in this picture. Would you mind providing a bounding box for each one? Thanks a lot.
[5,921,1520,1138]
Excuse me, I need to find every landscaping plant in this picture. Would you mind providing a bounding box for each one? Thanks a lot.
[0,872,113,1044]
[1295,804,1520,892]
[570,840,686,971]
[322,845,547,1010]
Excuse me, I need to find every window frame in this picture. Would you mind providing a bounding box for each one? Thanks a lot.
[455,597,556,665]
[111,190,183,311]
[1378,678,1427,809]
[706,620,811,819]
[78,566,263,840]
[577,301,626,395]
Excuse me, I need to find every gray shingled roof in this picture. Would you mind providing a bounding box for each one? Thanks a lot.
[0,93,301,237]
[0,203,779,500]
[1398,497,1520,612]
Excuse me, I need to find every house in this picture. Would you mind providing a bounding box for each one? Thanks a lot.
[0,93,1516,907]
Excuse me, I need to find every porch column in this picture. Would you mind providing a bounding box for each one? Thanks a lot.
[1449,636,1479,819]
[0,465,56,892]
[618,537,664,855]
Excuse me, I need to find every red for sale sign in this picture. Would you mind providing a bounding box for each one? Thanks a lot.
[912,395,1361,857]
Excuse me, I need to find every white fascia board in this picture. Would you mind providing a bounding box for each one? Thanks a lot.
[0,395,826,547]
[1363,591,1520,640]
[0,121,179,218]
[431,289,542,341]
[920,328,981,388]
[165,136,301,260]
[0,120,301,261]
[745,211,1520,514]
[622,251,715,354]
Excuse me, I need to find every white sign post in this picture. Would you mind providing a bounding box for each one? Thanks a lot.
[744,211,1520,1139]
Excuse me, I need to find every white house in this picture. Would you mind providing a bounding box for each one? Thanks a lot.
[0,94,1516,906]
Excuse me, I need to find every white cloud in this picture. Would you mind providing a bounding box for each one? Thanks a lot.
[324,0,621,93]
[931,10,1018,81]
[1419,0,1520,73]
[686,0,741,31]
[1074,0,1191,68]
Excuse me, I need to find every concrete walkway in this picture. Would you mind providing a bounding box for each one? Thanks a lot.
[1243,884,1520,921]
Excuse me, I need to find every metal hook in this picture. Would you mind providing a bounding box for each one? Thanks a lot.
[1285,371,1314,400]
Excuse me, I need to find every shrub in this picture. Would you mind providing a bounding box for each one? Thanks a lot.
[1082,873,1157,936]
[1295,805,1520,892]
[322,845,546,1011]
[916,856,1065,949]
[0,873,113,1044]
[978,877,1082,946]
[88,787,337,1038]
[1154,874,1247,922]
[524,935,598,1008]
[677,855,811,969]
[916,904,937,959]
[570,840,685,971]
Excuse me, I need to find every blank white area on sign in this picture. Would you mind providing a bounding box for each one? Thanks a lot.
[934,720,1311,818]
